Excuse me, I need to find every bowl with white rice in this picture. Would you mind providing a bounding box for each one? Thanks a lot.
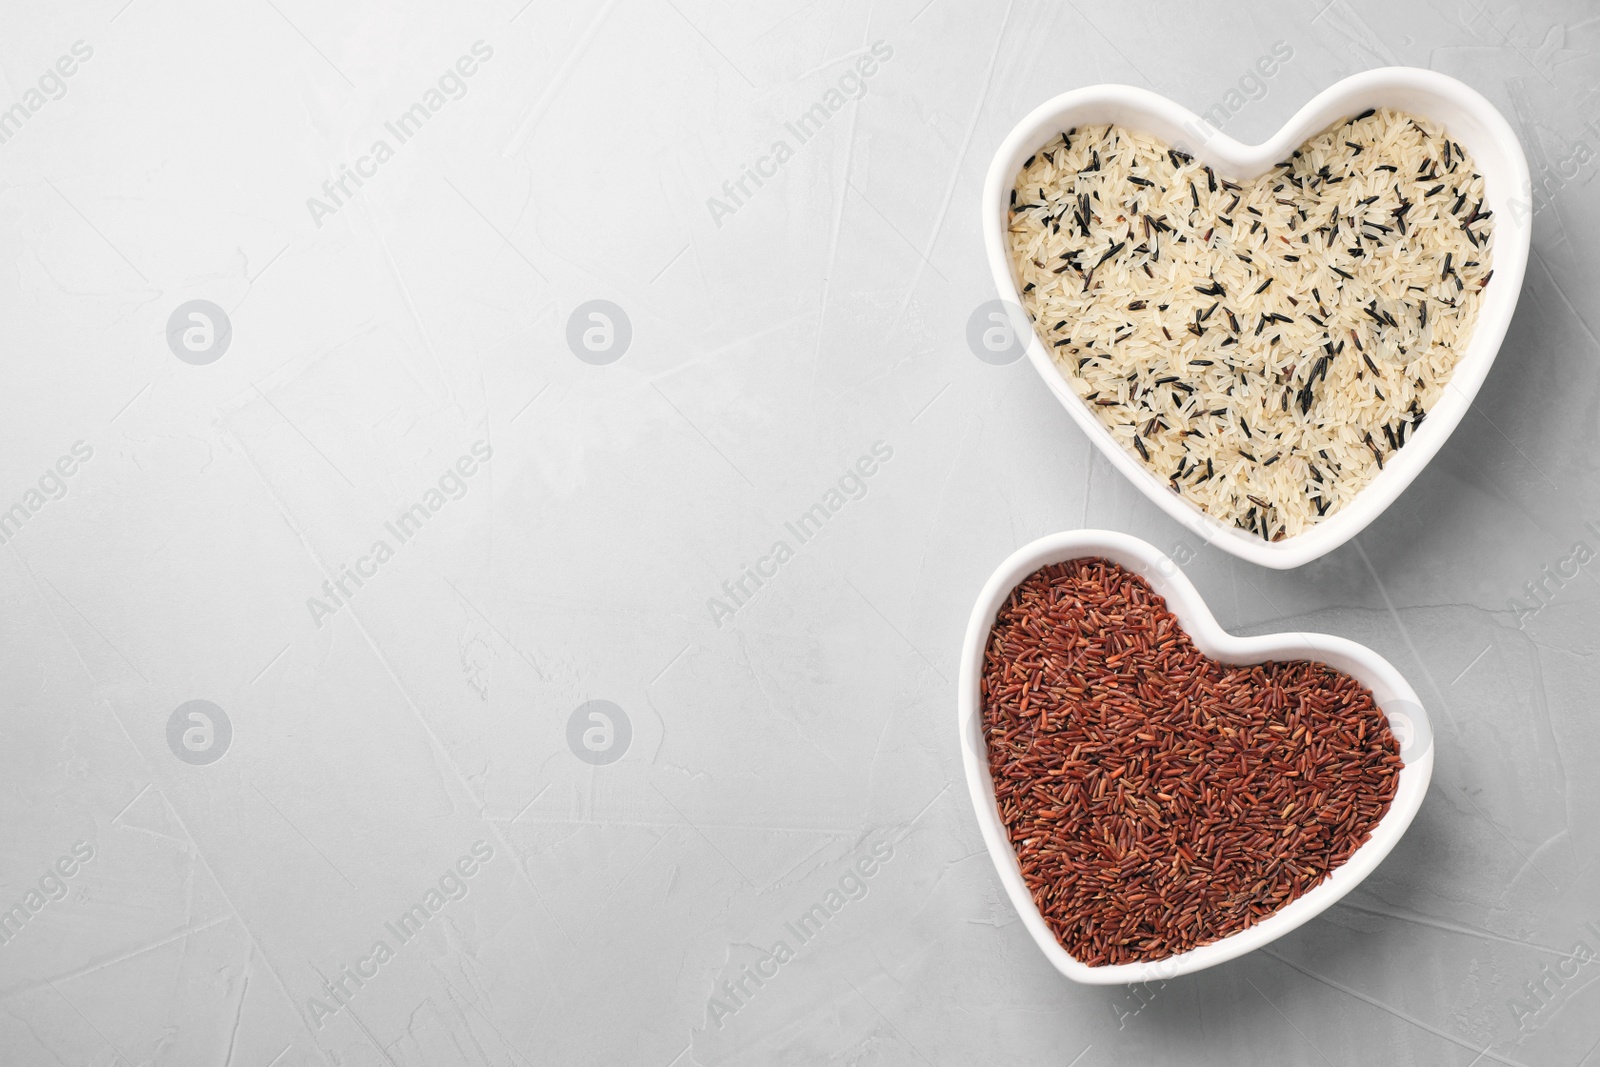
[982,68,1530,568]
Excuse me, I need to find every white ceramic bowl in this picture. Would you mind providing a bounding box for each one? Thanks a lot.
[958,529,1434,984]
[981,68,1532,569]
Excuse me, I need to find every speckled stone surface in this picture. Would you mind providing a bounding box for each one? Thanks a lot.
[1,2,1596,1064]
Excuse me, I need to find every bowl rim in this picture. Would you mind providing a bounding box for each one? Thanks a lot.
[981,67,1532,569]
[957,529,1435,984]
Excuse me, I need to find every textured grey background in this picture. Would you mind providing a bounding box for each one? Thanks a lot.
[1,1,1596,1064]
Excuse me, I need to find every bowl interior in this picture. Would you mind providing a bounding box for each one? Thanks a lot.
[983,69,1531,569]
[958,529,1434,983]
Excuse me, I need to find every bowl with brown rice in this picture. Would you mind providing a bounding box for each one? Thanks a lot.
[958,529,1434,982]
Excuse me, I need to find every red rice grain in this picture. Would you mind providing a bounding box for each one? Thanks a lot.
[980,557,1400,966]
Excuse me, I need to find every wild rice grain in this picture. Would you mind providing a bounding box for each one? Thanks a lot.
[1007,110,1494,537]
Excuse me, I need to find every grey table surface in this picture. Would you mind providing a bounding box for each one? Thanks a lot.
[2,1,1597,1064]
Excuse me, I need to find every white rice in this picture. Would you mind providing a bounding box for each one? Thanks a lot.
[1008,109,1494,539]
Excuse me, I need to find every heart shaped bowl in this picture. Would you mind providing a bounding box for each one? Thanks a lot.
[958,529,1434,984]
[982,68,1531,569]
